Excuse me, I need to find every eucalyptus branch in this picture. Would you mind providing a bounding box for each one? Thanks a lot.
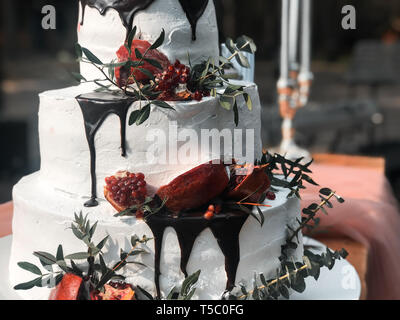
[237,260,310,300]
[201,40,253,82]
[287,190,337,243]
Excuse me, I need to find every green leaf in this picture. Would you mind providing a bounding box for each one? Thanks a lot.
[129,109,141,126]
[102,61,129,68]
[33,252,57,266]
[236,35,257,54]
[137,68,154,80]
[144,58,162,70]
[243,93,253,111]
[127,26,137,51]
[89,221,98,240]
[319,188,332,196]
[235,52,250,68]
[70,260,83,276]
[233,102,239,127]
[225,37,236,54]
[71,224,84,240]
[134,48,143,59]
[256,206,265,226]
[278,284,290,299]
[14,277,43,290]
[136,104,151,125]
[136,285,154,300]
[56,260,70,273]
[150,29,165,50]
[96,236,109,251]
[75,43,83,59]
[180,270,201,297]
[82,47,103,65]
[219,95,234,110]
[64,252,90,260]
[99,254,108,275]
[17,262,42,275]
[56,245,64,262]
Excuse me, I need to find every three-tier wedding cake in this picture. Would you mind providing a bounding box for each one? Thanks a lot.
[9,0,306,300]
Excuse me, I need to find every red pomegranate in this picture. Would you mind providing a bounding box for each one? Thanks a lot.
[226,164,271,202]
[115,39,170,87]
[104,171,148,213]
[49,273,83,300]
[156,161,229,212]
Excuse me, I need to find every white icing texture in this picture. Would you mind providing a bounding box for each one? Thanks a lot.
[37,81,262,200]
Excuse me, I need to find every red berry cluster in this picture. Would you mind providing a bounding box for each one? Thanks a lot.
[155,60,210,101]
[155,60,190,92]
[105,172,147,208]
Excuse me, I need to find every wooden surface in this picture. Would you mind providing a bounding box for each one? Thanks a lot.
[309,153,384,300]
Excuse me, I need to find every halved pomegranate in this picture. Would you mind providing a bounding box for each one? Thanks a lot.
[115,39,170,87]
[91,282,135,300]
[49,273,83,300]
[226,164,271,202]
[156,161,229,212]
[104,171,148,212]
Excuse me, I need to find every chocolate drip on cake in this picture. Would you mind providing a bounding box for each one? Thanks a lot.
[76,92,136,207]
[145,209,248,299]
[79,0,156,38]
[79,0,209,41]
[178,0,210,41]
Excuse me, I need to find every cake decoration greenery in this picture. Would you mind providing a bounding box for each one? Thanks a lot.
[14,212,152,300]
[73,26,257,126]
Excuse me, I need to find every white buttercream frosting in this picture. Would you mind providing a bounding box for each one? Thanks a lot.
[78,0,220,80]
[9,172,303,300]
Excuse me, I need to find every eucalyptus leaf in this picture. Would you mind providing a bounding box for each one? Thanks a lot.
[17,262,42,276]
[150,29,165,50]
[33,252,57,266]
[127,26,137,51]
[129,109,141,126]
[82,47,103,65]
[64,252,90,260]
[136,104,151,125]
[14,277,43,290]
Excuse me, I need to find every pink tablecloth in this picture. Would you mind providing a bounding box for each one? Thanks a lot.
[1,161,400,299]
[302,163,400,300]
[0,201,12,238]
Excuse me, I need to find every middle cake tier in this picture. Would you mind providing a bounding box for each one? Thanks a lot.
[38,82,263,201]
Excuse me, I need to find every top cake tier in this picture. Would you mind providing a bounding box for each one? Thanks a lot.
[78,0,220,80]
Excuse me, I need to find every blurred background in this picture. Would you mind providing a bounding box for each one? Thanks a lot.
[1,0,400,202]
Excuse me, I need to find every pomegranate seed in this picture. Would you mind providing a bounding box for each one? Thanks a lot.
[266,191,276,200]
[194,91,202,101]
[136,173,145,180]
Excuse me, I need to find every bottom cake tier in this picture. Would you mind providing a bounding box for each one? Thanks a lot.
[9,172,303,300]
